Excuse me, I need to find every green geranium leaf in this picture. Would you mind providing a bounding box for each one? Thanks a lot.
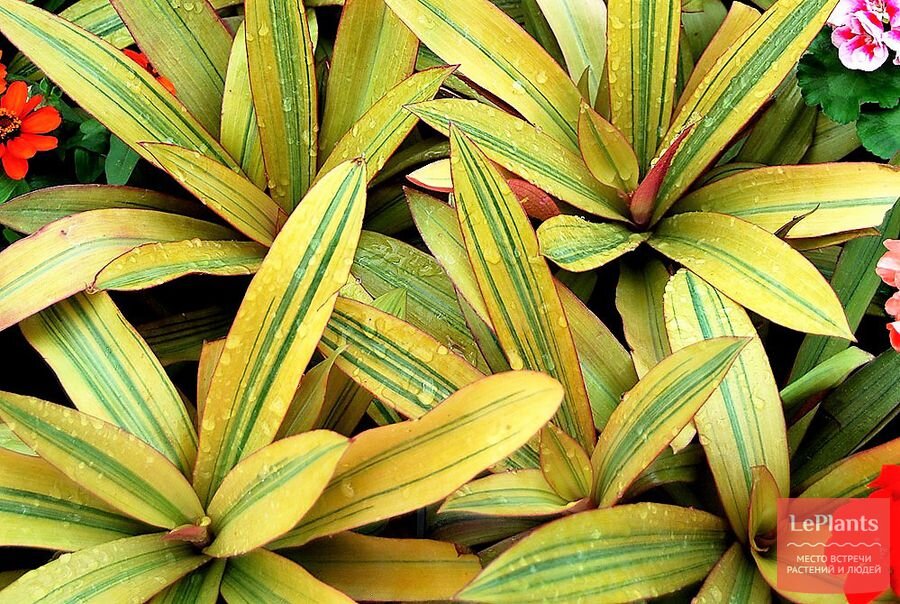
[857,104,900,159]
[797,32,900,124]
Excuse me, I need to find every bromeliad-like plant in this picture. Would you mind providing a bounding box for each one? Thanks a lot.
[0,159,566,602]
[0,0,897,601]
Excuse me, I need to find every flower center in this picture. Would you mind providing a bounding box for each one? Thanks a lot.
[0,109,21,143]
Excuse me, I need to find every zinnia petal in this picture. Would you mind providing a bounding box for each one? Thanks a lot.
[18,133,57,152]
[123,49,150,69]
[1,81,27,114]
[20,94,43,117]
[1,154,28,180]
[6,136,36,159]
[20,106,61,134]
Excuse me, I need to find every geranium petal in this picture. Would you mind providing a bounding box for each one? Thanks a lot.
[885,291,900,318]
[829,0,867,26]
[839,35,889,70]
[833,25,857,46]
[1,81,27,114]
[883,28,900,51]
[888,321,900,352]
[20,106,61,134]
[1,154,28,180]
[856,10,886,38]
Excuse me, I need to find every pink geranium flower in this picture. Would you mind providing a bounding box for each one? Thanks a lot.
[828,0,900,70]
[877,240,900,287]
[877,240,900,352]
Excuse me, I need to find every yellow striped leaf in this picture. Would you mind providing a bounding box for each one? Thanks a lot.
[193,161,365,505]
[0,0,237,171]
[591,337,747,507]
[695,543,771,604]
[150,560,225,604]
[451,127,595,451]
[616,257,671,378]
[270,371,563,548]
[221,23,267,189]
[0,423,33,456]
[285,532,481,603]
[626,443,704,498]
[0,392,203,529]
[319,290,406,434]
[0,209,233,332]
[607,0,680,171]
[319,0,419,157]
[196,338,225,426]
[407,159,453,192]
[9,0,247,81]
[534,0,607,105]
[245,0,317,210]
[221,550,353,603]
[0,449,145,551]
[142,143,286,246]
[780,346,873,411]
[11,0,137,78]
[0,571,25,591]
[408,189,491,322]
[0,534,208,604]
[320,297,483,419]
[737,75,816,166]
[352,230,485,370]
[319,66,454,183]
[409,190,636,429]
[648,213,854,339]
[674,164,899,238]
[0,185,201,235]
[663,269,790,539]
[205,432,349,557]
[438,469,575,516]
[749,468,848,604]
[800,438,900,499]
[537,215,648,272]
[559,285,637,430]
[109,0,231,135]
[676,3,760,116]
[139,308,230,368]
[410,99,628,220]
[458,503,729,603]
[655,0,837,219]
[278,353,342,438]
[21,292,197,475]
[93,241,266,291]
[384,0,583,147]
[578,103,639,192]
[540,423,592,501]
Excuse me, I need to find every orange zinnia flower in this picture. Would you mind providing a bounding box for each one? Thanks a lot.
[123,49,176,95]
[0,81,61,180]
